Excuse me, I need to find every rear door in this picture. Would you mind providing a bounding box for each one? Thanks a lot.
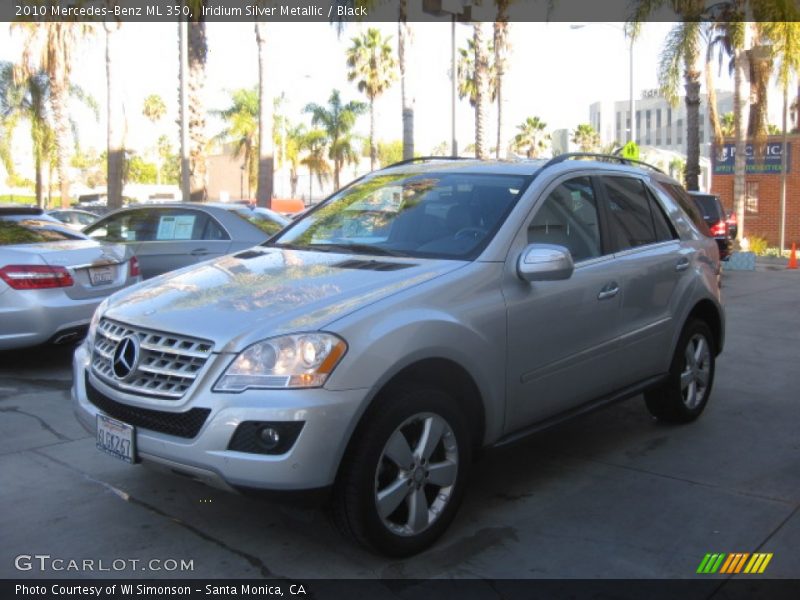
[595,175,688,382]
[143,208,232,277]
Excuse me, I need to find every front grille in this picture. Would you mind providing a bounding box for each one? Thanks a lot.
[86,375,210,439]
[92,318,214,399]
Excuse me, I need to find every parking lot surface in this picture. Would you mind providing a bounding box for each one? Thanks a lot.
[1,268,798,580]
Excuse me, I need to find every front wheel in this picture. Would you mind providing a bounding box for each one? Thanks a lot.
[645,319,716,423]
[332,385,471,556]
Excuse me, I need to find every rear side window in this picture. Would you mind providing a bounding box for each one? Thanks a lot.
[601,176,671,250]
[691,194,725,222]
[657,181,709,234]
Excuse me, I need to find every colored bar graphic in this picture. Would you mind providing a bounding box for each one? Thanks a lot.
[701,552,774,575]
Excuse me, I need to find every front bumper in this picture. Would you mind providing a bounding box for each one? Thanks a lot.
[71,342,367,491]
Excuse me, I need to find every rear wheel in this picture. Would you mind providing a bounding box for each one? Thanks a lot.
[333,385,471,556]
[645,320,715,423]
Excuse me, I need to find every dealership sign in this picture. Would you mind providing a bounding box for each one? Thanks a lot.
[713,142,791,174]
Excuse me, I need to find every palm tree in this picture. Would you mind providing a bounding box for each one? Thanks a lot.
[762,11,800,250]
[0,63,52,207]
[398,1,414,160]
[304,89,366,190]
[284,122,307,199]
[13,22,95,208]
[345,28,397,171]
[702,22,732,147]
[494,1,511,158]
[255,21,273,209]
[211,88,259,199]
[299,129,331,202]
[472,23,491,159]
[457,38,497,108]
[513,116,550,158]
[658,18,703,190]
[142,94,167,184]
[186,3,209,203]
[105,21,124,210]
[720,112,735,136]
[571,124,601,153]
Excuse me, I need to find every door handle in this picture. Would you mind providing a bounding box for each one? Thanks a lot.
[597,282,619,300]
[190,248,209,256]
[675,257,690,271]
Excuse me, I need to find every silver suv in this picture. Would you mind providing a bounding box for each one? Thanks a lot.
[72,155,724,556]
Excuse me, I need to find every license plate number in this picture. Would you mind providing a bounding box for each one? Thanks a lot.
[96,415,136,463]
[88,265,116,286]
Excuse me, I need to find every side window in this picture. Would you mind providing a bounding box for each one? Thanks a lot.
[601,176,664,250]
[86,210,154,242]
[645,188,678,242]
[658,181,709,235]
[528,176,602,262]
[152,210,228,241]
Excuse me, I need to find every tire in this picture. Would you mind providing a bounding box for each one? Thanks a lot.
[645,319,716,423]
[332,384,472,557]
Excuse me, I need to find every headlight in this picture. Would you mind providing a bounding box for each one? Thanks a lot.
[213,333,347,392]
[87,298,109,348]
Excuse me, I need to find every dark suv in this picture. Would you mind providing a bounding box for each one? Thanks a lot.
[687,192,732,260]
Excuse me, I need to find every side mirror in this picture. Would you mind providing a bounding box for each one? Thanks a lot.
[517,244,574,282]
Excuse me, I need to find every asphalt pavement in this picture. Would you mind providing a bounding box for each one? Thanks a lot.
[1,268,798,582]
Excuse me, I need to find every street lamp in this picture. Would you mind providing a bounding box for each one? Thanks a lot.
[423,0,473,156]
[570,23,636,145]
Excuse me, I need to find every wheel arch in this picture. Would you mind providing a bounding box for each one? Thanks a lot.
[333,357,487,486]
[686,299,724,355]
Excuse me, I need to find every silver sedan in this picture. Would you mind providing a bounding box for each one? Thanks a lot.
[83,203,290,279]
[0,207,141,350]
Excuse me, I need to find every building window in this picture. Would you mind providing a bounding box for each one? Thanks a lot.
[656,109,662,145]
[636,111,642,144]
[745,181,759,214]
[616,111,622,144]
[645,110,651,144]
[666,108,672,145]
[677,117,683,145]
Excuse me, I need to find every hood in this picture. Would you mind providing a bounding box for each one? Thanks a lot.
[103,247,465,352]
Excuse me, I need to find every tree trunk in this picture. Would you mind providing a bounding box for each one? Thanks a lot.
[747,45,770,158]
[105,22,124,210]
[290,167,298,198]
[398,6,414,160]
[473,23,489,160]
[369,97,376,170]
[34,151,43,209]
[494,7,509,159]
[733,36,751,242]
[255,22,273,209]
[684,76,701,191]
[49,79,71,209]
[705,42,723,147]
[187,19,208,203]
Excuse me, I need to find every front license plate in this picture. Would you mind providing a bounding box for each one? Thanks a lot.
[88,265,116,286]
[96,415,136,463]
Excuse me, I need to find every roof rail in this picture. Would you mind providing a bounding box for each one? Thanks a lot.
[378,156,474,170]
[541,152,665,174]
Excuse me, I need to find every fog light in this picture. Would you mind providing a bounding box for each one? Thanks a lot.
[258,426,281,450]
[228,421,305,455]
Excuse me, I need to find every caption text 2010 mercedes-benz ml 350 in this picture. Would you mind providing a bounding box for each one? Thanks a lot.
[73,155,724,556]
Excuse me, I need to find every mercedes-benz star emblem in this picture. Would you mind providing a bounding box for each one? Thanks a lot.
[112,335,140,380]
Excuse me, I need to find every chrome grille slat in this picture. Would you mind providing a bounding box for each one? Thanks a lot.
[91,318,214,400]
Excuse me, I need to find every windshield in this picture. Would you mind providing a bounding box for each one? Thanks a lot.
[0,216,88,246]
[270,172,529,259]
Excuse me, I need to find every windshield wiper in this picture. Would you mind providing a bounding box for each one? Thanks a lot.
[309,243,406,257]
